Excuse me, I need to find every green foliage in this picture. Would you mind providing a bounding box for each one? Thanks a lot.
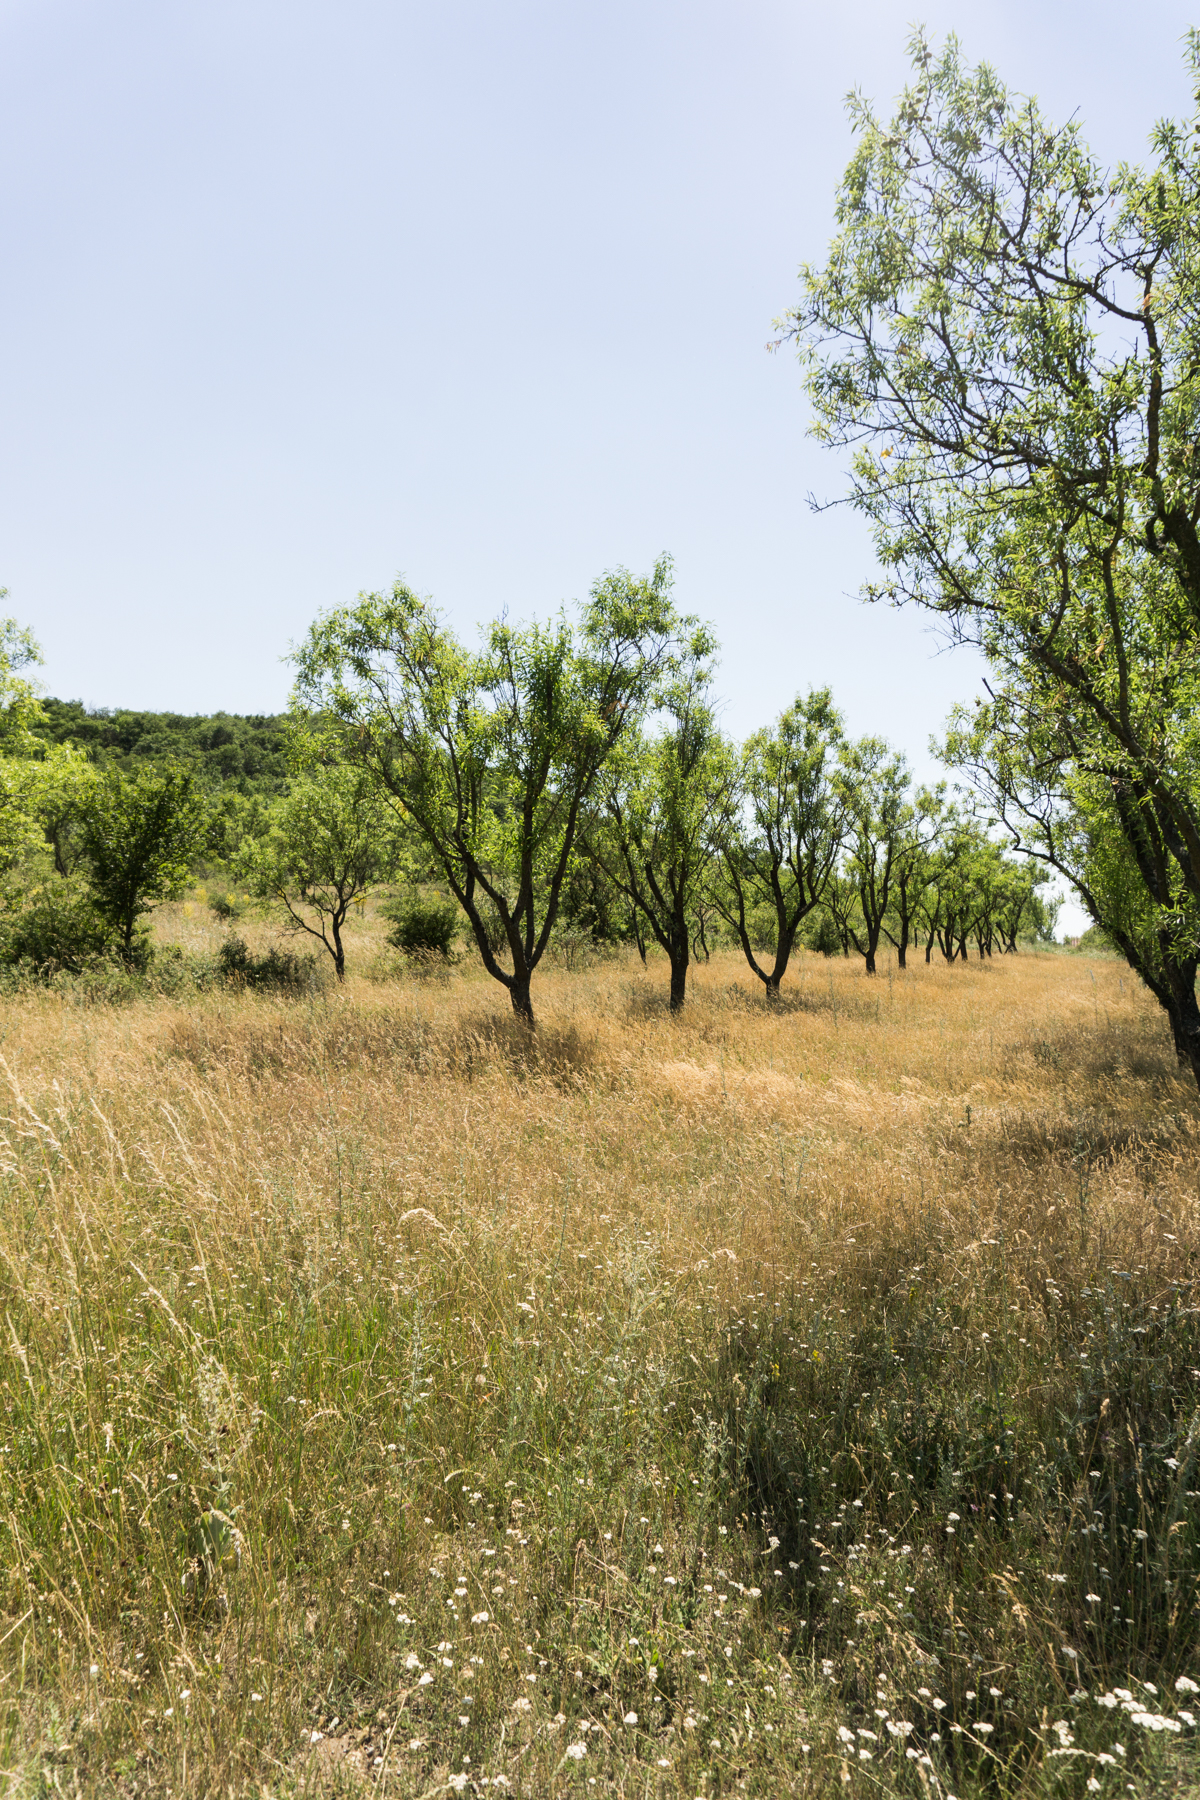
[714,688,845,994]
[805,909,842,957]
[585,650,735,1010]
[835,737,911,973]
[789,28,1200,1078]
[236,762,399,981]
[292,558,685,1024]
[381,891,460,958]
[80,764,208,961]
[0,875,115,974]
[207,889,245,921]
[33,700,290,794]
[215,934,323,995]
[0,609,50,755]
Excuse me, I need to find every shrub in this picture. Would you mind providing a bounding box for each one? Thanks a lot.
[0,878,124,974]
[381,892,460,959]
[805,909,842,956]
[1075,922,1116,953]
[216,934,323,995]
[208,890,245,922]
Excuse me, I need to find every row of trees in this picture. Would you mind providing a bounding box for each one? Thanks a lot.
[783,27,1200,1092]
[285,561,1050,1017]
[0,576,1051,1010]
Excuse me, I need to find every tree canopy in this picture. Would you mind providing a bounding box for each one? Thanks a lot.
[292,560,685,1025]
[787,28,1200,1082]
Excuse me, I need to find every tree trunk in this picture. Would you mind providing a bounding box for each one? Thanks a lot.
[1164,964,1200,1091]
[332,917,346,983]
[510,976,535,1027]
[765,975,781,1001]
[669,952,688,1012]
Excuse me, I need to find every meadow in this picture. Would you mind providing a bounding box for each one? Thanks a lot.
[1,912,1199,1798]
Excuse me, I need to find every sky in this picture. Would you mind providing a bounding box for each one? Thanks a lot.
[2,1,1197,928]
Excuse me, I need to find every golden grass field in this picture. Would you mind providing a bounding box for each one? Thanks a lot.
[2,911,1199,1798]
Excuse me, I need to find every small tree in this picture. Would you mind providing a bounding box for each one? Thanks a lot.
[237,763,399,982]
[584,651,734,1011]
[293,561,682,1026]
[882,786,945,969]
[836,738,910,974]
[0,611,87,875]
[80,764,207,962]
[713,689,844,998]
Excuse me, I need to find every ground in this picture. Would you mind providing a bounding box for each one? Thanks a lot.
[1,907,1198,1797]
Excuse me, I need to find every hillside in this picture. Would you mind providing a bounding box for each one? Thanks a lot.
[32,698,291,795]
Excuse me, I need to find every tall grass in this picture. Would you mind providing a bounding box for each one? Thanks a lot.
[0,921,1198,1796]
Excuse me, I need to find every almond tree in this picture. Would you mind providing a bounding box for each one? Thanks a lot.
[788,30,1200,1080]
[292,560,682,1027]
[236,763,400,982]
[836,738,910,975]
[712,689,845,998]
[584,647,734,1012]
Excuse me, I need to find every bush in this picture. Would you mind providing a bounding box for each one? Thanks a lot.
[805,909,842,956]
[0,878,125,974]
[207,890,246,922]
[216,934,324,995]
[382,892,460,959]
[1075,922,1116,953]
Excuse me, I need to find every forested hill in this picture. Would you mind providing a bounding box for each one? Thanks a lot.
[32,699,291,795]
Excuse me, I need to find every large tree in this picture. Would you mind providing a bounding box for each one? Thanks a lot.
[292,561,682,1026]
[787,30,1200,1080]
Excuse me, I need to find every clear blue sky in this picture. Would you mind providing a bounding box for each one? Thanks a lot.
[1,0,1194,812]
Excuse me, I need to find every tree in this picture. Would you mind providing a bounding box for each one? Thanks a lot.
[881,785,946,969]
[292,561,682,1026]
[237,763,399,982]
[0,611,88,875]
[584,651,733,1011]
[80,764,207,962]
[821,868,861,958]
[943,683,1200,1071]
[0,610,50,754]
[712,689,845,998]
[836,738,910,974]
[28,747,96,877]
[787,30,1200,1083]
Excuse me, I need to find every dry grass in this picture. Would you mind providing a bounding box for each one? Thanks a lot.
[1,918,1199,1797]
